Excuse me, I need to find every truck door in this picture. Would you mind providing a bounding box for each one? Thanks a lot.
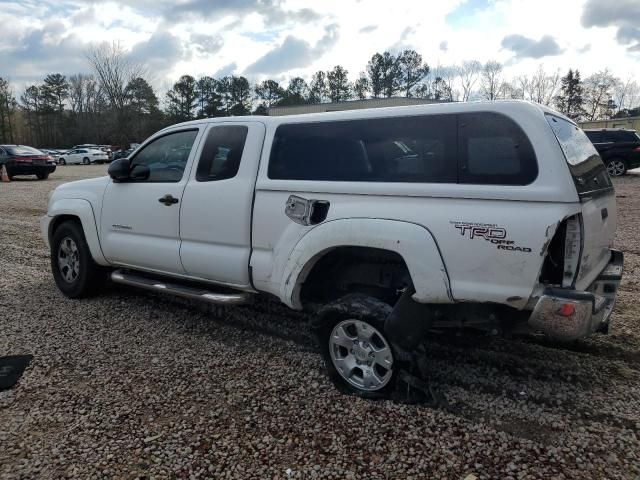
[179,121,265,288]
[100,128,202,274]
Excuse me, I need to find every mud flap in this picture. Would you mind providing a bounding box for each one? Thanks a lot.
[385,288,446,406]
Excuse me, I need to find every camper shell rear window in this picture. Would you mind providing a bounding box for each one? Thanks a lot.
[545,114,613,199]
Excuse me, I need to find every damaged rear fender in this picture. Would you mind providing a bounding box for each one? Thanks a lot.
[280,218,453,309]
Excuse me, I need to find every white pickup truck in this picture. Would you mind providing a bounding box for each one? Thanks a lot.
[42,101,623,398]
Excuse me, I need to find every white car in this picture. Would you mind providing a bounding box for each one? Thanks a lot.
[57,148,108,165]
[42,101,623,399]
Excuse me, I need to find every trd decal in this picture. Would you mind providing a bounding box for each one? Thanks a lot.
[451,221,532,253]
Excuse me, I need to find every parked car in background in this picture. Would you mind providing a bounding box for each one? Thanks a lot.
[584,128,640,176]
[41,149,64,163]
[57,148,109,165]
[112,148,134,161]
[98,145,113,161]
[0,145,56,179]
[73,144,112,163]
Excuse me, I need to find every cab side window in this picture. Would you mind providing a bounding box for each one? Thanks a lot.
[195,125,248,182]
[130,129,199,182]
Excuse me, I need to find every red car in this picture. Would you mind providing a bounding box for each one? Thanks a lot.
[0,145,57,180]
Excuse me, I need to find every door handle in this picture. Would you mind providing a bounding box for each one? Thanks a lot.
[158,194,179,206]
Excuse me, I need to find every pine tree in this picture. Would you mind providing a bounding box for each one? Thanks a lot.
[555,70,584,121]
[397,50,429,97]
[254,79,285,109]
[166,75,197,121]
[326,65,352,102]
[308,71,328,104]
[280,77,309,105]
[353,74,370,100]
[196,76,223,118]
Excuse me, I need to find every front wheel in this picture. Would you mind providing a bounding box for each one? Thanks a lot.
[82,157,90,165]
[51,220,106,298]
[606,158,627,177]
[58,158,66,165]
[313,294,398,398]
[36,173,49,180]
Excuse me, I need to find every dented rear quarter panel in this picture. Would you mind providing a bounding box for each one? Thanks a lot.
[250,101,585,311]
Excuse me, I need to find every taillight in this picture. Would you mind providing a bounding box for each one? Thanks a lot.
[557,303,576,317]
[633,146,640,152]
[562,215,582,287]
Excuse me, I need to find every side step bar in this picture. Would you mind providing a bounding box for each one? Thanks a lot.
[110,270,250,306]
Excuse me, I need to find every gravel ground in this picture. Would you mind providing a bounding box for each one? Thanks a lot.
[1,165,639,479]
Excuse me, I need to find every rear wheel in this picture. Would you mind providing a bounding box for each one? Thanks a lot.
[36,173,49,180]
[606,158,627,177]
[51,220,106,298]
[82,157,90,165]
[58,158,66,165]
[313,294,398,398]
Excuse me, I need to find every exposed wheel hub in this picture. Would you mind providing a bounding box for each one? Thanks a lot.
[352,342,371,363]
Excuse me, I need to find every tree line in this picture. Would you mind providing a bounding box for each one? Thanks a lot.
[0,42,638,148]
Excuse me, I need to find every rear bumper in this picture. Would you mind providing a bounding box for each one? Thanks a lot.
[528,249,623,340]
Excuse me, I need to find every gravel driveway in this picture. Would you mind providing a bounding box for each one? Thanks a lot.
[1,166,639,479]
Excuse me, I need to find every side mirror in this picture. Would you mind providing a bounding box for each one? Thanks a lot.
[108,158,131,182]
[129,164,150,181]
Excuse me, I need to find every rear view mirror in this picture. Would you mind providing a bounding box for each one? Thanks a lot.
[108,158,130,182]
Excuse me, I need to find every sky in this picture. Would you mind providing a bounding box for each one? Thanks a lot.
[0,0,639,94]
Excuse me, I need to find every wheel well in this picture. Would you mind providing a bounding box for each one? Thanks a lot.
[49,215,81,241]
[299,246,412,307]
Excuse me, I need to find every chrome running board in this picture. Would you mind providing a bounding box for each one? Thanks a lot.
[110,270,250,306]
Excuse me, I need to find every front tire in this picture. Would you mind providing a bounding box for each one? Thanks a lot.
[51,220,106,298]
[82,157,90,165]
[58,158,66,165]
[37,173,49,180]
[606,158,627,177]
[313,294,398,398]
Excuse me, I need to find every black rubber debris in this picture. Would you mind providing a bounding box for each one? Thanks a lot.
[0,355,33,391]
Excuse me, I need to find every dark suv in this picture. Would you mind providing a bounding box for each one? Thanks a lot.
[583,128,640,176]
[0,145,57,180]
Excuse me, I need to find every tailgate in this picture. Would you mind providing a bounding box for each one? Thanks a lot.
[576,191,616,289]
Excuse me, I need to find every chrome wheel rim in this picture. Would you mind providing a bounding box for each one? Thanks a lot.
[57,237,80,283]
[329,319,393,391]
[607,160,625,176]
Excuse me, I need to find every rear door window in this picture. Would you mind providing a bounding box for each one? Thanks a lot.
[457,112,537,185]
[196,125,248,182]
[545,114,612,198]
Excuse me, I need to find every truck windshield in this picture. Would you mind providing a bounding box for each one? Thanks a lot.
[545,114,613,199]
